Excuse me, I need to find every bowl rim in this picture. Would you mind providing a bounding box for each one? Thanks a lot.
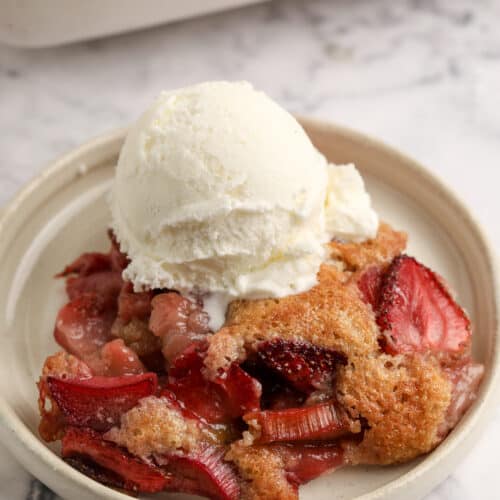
[0,119,498,500]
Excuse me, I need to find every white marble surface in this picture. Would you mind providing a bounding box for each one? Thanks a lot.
[0,0,499,499]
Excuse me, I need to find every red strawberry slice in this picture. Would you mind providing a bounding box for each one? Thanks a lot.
[357,265,384,309]
[168,345,230,423]
[168,344,261,423]
[48,373,157,431]
[257,339,345,393]
[159,388,204,422]
[243,402,353,444]
[377,255,471,354]
[57,252,112,277]
[279,443,344,486]
[62,427,168,493]
[156,446,240,500]
[54,293,115,360]
[214,363,261,416]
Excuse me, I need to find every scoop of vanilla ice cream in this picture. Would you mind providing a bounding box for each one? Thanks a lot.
[325,164,379,242]
[110,81,378,328]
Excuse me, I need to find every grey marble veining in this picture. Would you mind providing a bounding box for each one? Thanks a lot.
[0,0,499,499]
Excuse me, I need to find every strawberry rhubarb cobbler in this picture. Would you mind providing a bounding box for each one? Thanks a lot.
[37,82,483,499]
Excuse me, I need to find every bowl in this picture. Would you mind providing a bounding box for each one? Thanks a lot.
[0,118,498,500]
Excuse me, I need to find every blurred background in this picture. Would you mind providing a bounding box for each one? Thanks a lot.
[0,0,499,498]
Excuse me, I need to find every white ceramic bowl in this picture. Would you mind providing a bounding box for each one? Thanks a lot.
[0,119,498,500]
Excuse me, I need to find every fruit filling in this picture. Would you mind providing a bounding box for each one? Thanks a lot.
[37,226,483,499]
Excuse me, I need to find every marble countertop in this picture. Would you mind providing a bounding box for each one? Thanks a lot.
[0,0,499,498]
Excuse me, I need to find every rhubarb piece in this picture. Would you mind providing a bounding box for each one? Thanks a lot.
[87,338,146,376]
[439,361,484,436]
[150,292,210,363]
[66,271,123,304]
[57,229,128,278]
[108,229,129,272]
[279,443,344,485]
[244,402,354,444]
[117,281,153,322]
[257,339,345,393]
[62,427,168,493]
[54,293,115,360]
[156,446,240,500]
[64,456,129,492]
[377,255,471,354]
[357,265,383,309]
[57,252,111,277]
[38,352,92,442]
[48,373,157,431]
[159,388,202,421]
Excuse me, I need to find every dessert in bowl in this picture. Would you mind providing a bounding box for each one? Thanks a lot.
[0,82,497,500]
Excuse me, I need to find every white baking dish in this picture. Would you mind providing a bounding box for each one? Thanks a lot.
[0,0,268,48]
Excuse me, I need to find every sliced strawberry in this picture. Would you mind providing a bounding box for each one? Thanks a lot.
[257,339,345,393]
[167,346,229,423]
[214,363,261,416]
[54,293,115,360]
[48,373,157,431]
[57,252,111,277]
[244,402,353,444]
[166,360,230,423]
[357,265,384,309]
[62,427,168,493]
[117,281,153,322]
[86,339,145,376]
[66,271,123,304]
[377,255,471,354]
[278,443,344,486]
[156,446,240,500]
[159,388,204,422]
[168,344,261,423]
